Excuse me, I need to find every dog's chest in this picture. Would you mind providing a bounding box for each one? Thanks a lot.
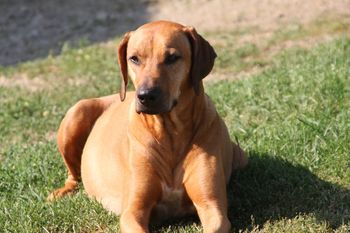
[160,183,184,206]
[153,183,194,220]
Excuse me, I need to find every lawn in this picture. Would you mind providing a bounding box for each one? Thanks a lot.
[0,33,349,232]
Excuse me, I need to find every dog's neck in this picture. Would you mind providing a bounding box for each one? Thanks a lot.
[128,84,218,186]
[141,87,206,136]
[129,83,214,153]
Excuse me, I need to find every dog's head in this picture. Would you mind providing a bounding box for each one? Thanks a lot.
[118,21,216,114]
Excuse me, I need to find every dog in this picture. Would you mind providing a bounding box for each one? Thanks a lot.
[48,20,248,233]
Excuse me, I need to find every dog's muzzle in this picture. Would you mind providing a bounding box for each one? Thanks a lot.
[136,87,170,114]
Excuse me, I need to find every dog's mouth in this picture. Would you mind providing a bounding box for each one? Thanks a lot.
[136,99,178,115]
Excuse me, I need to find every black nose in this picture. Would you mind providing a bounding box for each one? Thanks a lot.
[137,87,162,106]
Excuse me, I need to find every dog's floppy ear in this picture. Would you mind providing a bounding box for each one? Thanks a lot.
[117,32,131,101]
[184,26,217,94]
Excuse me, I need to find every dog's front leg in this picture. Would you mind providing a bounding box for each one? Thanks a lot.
[184,153,231,233]
[120,161,161,233]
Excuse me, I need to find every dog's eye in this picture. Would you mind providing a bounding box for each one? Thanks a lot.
[129,56,140,65]
[164,54,180,65]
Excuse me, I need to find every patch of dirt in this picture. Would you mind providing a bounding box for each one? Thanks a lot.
[205,67,263,83]
[45,131,57,141]
[0,74,47,92]
[151,0,350,32]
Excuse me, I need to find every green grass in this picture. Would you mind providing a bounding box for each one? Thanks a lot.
[0,35,349,232]
[269,14,350,46]
[207,15,350,77]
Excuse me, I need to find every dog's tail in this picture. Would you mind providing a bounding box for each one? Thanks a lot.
[232,137,248,170]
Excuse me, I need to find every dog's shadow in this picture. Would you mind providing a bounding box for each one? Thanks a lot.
[228,151,350,232]
[152,151,350,232]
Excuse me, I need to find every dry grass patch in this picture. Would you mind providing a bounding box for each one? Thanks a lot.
[0,74,48,92]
